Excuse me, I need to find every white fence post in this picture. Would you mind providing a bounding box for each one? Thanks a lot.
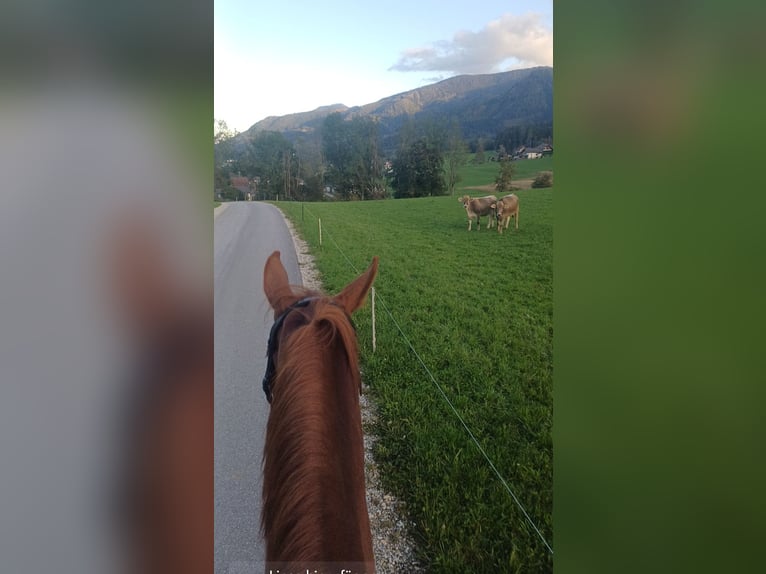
[318,218,322,246]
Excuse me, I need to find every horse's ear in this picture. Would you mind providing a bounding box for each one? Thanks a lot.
[334,256,379,315]
[263,251,292,315]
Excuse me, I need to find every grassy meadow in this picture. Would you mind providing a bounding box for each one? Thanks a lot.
[460,155,553,189]
[275,167,552,572]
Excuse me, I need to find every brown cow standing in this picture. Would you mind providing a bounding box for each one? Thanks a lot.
[459,194,497,231]
[492,194,520,233]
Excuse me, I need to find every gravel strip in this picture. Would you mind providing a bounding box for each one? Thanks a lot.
[281,212,425,574]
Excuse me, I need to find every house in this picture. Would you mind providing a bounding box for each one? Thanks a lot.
[230,176,249,191]
[513,143,553,160]
[230,176,250,196]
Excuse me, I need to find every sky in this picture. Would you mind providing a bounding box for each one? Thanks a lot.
[215,1,552,133]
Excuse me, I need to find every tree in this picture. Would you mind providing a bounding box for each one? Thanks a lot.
[321,113,383,200]
[214,119,236,145]
[445,119,468,195]
[244,131,297,200]
[292,130,327,201]
[495,157,516,194]
[391,137,446,198]
[214,119,239,195]
[474,139,486,164]
[532,171,553,188]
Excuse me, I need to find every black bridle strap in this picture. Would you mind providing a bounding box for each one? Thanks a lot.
[262,297,316,403]
[261,296,356,404]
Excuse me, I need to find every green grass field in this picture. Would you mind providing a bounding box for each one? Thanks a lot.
[458,155,553,189]
[276,186,553,572]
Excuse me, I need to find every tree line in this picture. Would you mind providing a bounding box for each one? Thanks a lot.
[214,115,551,201]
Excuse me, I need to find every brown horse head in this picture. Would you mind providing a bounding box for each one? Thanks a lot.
[261,250,378,573]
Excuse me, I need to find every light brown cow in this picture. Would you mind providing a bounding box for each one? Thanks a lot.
[459,194,497,231]
[491,194,519,233]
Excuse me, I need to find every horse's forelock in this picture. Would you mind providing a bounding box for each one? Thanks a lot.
[276,299,360,389]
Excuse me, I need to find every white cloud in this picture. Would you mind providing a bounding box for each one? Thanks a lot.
[389,13,552,74]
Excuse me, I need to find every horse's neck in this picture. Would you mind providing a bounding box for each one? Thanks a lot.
[264,341,372,563]
[304,343,366,492]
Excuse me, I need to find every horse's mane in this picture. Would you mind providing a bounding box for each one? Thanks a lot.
[261,295,369,563]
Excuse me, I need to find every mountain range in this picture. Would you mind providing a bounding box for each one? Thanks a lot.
[238,66,552,153]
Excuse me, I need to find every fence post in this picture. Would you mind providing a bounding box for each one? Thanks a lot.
[371,287,376,353]
[318,218,322,246]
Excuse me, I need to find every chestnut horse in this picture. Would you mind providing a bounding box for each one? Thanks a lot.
[261,250,377,573]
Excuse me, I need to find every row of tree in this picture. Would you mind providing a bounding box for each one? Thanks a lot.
[215,115,549,201]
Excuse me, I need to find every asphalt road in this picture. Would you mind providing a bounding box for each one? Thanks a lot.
[214,202,302,574]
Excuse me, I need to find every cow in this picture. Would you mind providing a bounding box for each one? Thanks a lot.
[459,194,497,231]
[491,194,520,234]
